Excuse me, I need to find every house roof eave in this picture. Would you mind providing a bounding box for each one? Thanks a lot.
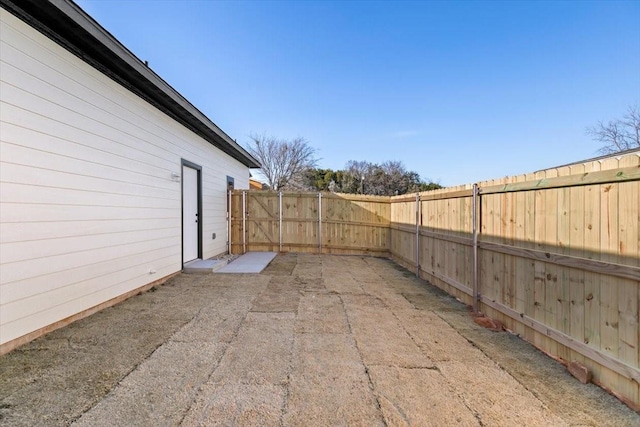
[1,0,261,168]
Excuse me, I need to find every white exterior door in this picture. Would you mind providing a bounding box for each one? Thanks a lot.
[182,165,199,262]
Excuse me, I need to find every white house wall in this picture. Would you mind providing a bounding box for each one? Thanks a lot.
[0,9,250,346]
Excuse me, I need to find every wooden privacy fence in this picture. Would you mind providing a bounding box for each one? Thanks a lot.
[229,151,640,407]
[229,192,390,255]
[391,152,640,407]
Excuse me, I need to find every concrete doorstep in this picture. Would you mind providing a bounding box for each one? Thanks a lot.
[182,258,229,274]
[215,252,278,274]
[183,252,277,274]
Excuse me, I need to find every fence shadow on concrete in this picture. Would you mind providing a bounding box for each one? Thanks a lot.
[230,150,640,408]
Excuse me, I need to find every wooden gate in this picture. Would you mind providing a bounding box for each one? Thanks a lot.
[229,191,390,255]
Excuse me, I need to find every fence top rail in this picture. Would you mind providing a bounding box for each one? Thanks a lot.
[231,190,390,202]
[234,156,638,202]
[391,188,473,203]
[479,164,640,195]
[389,163,639,202]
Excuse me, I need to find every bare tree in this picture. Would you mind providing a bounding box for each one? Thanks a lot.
[587,105,640,154]
[246,134,318,191]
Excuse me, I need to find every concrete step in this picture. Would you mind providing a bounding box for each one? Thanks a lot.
[215,252,277,273]
[183,258,229,274]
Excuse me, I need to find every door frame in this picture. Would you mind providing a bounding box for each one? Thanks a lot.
[181,159,202,266]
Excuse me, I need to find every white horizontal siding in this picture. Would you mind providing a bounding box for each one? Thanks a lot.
[0,181,177,210]
[1,228,179,265]
[0,10,250,345]
[1,162,179,200]
[0,218,179,243]
[2,246,179,309]
[2,260,178,337]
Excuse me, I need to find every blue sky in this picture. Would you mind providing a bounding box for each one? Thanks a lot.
[77,0,640,186]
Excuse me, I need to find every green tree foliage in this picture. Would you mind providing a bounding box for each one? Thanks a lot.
[302,160,441,196]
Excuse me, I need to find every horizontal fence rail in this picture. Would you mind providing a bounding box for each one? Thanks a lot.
[230,192,391,256]
[230,151,640,407]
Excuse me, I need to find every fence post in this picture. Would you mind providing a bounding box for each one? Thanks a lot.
[242,190,246,254]
[318,192,323,254]
[472,183,479,313]
[279,191,283,252]
[415,193,421,277]
[227,190,232,254]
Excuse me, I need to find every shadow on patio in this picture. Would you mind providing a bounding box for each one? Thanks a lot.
[0,254,637,426]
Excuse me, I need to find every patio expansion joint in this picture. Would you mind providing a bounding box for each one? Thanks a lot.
[338,294,389,427]
[279,321,296,426]
[432,310,553,421]
[293,331,349,335]
[375,390,412,426]
[70,303,210,425]
[463,396,487,427]
[166,305,209,344]
[175,303,257,425]
[249,310,297,314]
[367,364,441,371]
[387,298,440,364]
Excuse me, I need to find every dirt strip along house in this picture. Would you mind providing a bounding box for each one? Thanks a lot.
[0,0,260,354]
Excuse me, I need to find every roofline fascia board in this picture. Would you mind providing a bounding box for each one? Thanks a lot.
[48,0,258,165]
[1,0,260,168]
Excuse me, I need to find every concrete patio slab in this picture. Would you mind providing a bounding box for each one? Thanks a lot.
[1,254,638,426]
[215,252,277,273]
